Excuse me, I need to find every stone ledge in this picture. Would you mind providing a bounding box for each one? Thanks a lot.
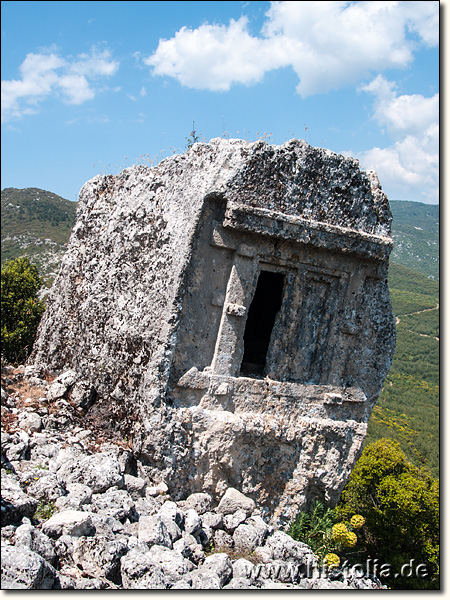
[223,203,393,261]
[176,368,367,406]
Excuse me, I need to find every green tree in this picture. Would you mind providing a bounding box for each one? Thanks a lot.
[1,257,46,364]
[337,438,439,589]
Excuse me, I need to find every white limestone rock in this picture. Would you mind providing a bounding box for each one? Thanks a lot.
[120,548,168,589]
[202,552,233,587]
[1,473,38,525]
[42,510,96,538]
[14,521,58,566]
[138,514,172,549]
[265,530,317,567]
[91,488,136,523]
[30,138,396,522]
[184,492,213,515]
[218,487,255,516]
[72,535,128,584]
[1,545,57,589]
[233,522,260,553]
[55,449,124,493]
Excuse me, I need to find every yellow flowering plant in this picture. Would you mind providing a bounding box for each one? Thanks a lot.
[350,514,365,529]
[324,553,340,568]
[288,502,365,569]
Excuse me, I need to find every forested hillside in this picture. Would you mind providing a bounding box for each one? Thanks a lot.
[365,264,439,477]
[1,187,77,281]
[365,202,439,477]
[389,200,439,280]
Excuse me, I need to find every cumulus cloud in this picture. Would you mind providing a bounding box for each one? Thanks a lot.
[361,75,439,137]
[357,76,439,203]
[145,17,285,91]
[1,47,119,122]
[145,1,438,96]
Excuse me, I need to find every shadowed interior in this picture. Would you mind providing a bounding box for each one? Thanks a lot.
[240,270,285,377]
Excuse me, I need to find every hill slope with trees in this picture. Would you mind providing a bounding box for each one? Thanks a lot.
[1,187,77,282]
[389,200,439,280]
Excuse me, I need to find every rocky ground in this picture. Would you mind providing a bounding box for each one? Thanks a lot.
[1,365,385,590]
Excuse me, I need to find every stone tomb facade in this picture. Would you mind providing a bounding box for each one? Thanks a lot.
[31,138,396,522]
[173,197,391,406]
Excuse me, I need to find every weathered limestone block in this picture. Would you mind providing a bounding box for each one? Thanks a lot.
[120,548,168,589]
[1,473,38,525]
[217,487,255,516]
[1,545,58,589]
[42,510,96,538]
[14,522,58,566]
[30,138,395,523]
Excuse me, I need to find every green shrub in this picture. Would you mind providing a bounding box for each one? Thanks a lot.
[33,500,57,521]
[288,500,336,560]
[337,438,439,589]
[288,500,365,566]
[1,257,46,364]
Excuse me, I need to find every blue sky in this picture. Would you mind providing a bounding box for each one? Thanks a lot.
[1,1,440,204]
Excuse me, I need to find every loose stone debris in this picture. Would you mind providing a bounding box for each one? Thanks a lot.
[1,366,386,589]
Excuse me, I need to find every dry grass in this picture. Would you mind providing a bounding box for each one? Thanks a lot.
[1,366,133,452]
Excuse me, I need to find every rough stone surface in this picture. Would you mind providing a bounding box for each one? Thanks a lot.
[1,545,57,589]
[184,492,212,515]
[138,515,172,548]
[223,508,248,532]
[72,535,128,583]
[0,366,388,590]
[91,488,137,523]
[218,487,255,516]
[14,521,58,566]
[123,474,146,499]
[54,449,124,493]
[42,510,96,538]
[233,522,260,553]
[29,137,395,522]
[202,552,233,587]
[1,473,38,525]
[120,548,167,589]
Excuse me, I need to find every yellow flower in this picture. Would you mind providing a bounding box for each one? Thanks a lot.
[332,522,348,542]
[350,514,365,529]
[343,531,358,547]
[324,553,340,568]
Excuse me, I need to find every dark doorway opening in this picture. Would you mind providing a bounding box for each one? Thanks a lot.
[240,270,285,377]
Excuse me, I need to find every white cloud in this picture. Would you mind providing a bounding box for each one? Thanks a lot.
[145,17,284,91]
[361,75,439,137]
[58,75,95,104]
[69,48,119,78]
[145,1,439,96]
[357,76,439,203]
[1,47,119,122]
